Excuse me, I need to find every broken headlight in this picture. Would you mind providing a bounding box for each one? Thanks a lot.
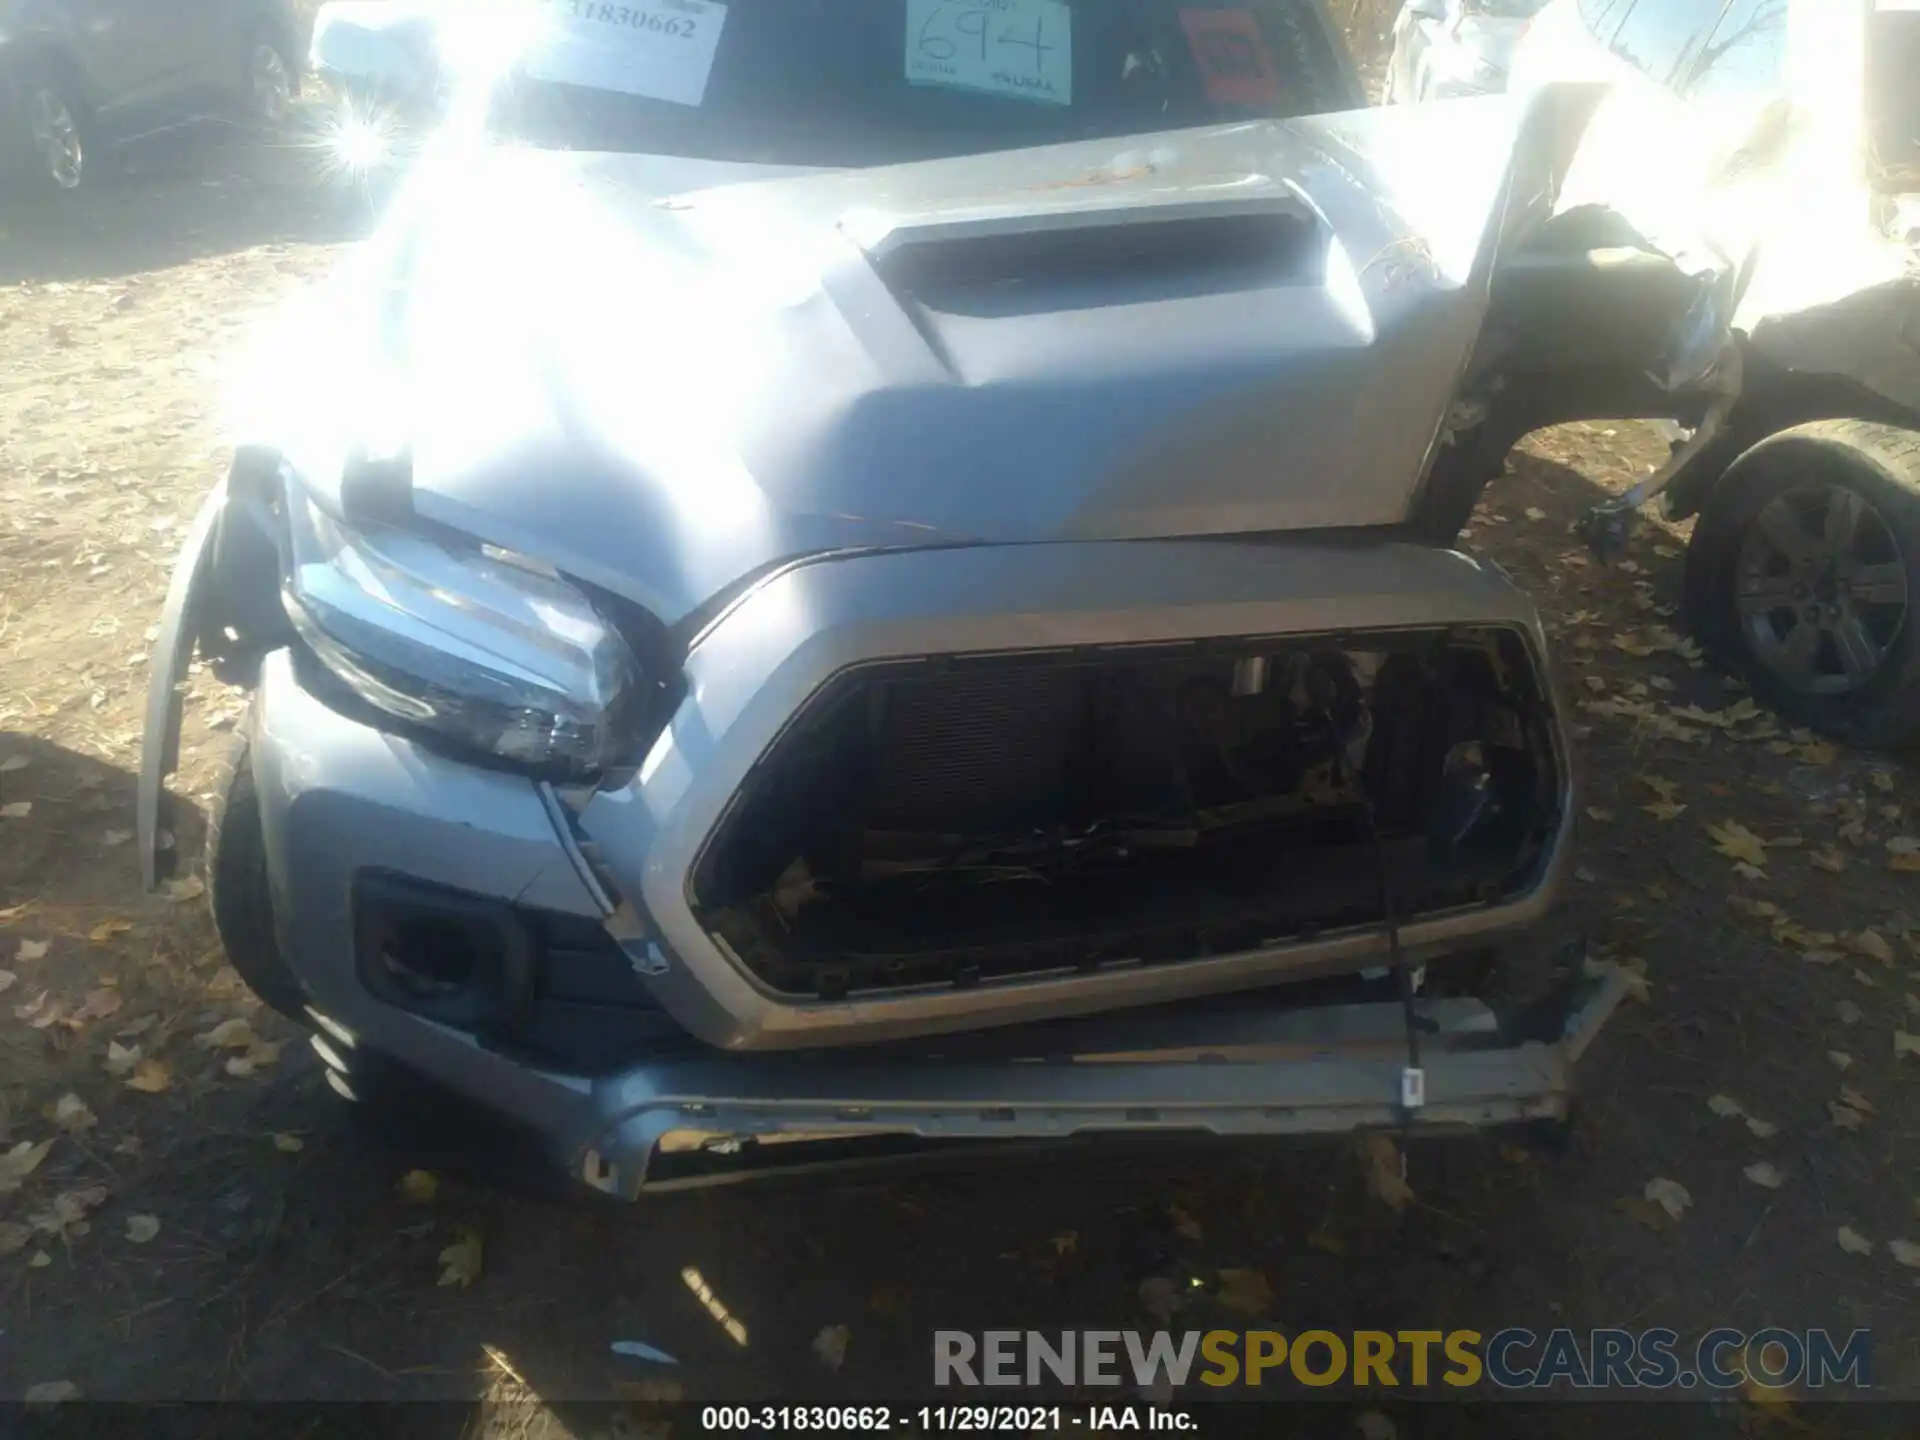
[284,499,641,777]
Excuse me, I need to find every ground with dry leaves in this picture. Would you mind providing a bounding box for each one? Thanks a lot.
[1,129,1919,1438]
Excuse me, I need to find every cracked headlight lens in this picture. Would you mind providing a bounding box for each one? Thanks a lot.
[284,498,641,776]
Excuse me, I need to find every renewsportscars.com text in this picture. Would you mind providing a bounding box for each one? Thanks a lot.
[933,1327,1873,1392]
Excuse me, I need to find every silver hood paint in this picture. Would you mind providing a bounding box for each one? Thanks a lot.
[237,95,1568,627]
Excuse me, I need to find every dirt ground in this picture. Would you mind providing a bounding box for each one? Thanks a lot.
[2,126,1920,1439]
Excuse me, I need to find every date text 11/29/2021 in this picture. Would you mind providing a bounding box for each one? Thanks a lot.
[700,1407,1196,1432]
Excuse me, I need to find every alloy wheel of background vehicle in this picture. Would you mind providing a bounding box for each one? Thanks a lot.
[1685,420,1920,748]
[25,83,85,191]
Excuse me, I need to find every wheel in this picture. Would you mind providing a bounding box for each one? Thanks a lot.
[11,64,89,193]
[1685,420,1920,747]
[207,728,311,1020]
[242,33,296,128]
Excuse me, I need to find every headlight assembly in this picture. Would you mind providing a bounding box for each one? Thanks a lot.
[283,497,642,777]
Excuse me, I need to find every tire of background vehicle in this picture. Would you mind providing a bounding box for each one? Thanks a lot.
[240,27,297,130]
[1684,419,1920,749]
[9,59,92,194]
[206,728,311,1021]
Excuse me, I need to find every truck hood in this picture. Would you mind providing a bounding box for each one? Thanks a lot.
[238,94,1582,627]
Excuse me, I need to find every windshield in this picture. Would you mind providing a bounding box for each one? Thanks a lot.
[482,0,1362,166]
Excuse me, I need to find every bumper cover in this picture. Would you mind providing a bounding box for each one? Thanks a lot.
[574,966,1628,1196]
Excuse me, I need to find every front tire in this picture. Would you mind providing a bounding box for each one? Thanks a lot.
[207,728,311,1020]
[1685,420,1920,748]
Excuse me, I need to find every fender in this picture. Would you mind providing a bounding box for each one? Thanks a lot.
[137,451,294,890]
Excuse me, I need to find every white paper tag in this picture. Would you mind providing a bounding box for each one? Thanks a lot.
[524,0,730,108]
[905,0,1073,107]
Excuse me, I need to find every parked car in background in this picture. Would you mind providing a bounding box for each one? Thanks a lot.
[0,0,309,193]
[1431,0,1920,745]
[1386,0,1549,101]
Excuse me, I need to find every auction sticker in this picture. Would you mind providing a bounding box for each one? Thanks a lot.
[1178,8,1281,106]
[525,0,730,107]
[905,0,1073,107]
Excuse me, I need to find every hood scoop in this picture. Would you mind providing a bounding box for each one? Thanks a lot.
[844,193,1323,310]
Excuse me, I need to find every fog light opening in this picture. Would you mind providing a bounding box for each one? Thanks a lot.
[380,916,482,1000]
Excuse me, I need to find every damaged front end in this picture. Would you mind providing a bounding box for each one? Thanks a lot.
[141,75,1641,1191]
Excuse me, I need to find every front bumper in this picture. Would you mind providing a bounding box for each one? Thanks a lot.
[145,524,1609,1192]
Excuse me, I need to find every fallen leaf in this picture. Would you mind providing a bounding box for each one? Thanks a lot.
[23,1382,79,1407]
[1891,854,1920,873]
[273,1133,304,1153]
[1138,1276,1180,1322]
[1360,1133,1414,1211]
[1845,931,1897,965]
[27,1250,51,1269]
[1524,507,1547,522]
[1586,806,1614,822]
[45,1093,96,1133]
[1645,1177,1692,1222]
[1828,1103,1865,1131]
[223,1040,283,1078]
[16,938,48,962]
[1216,1267,1274,1315]
[1583,675,1609,694]
[1889,1239,1920,1269]
[32,1185,109,1237]
[1744,1117,1778,1139]
[398,1170,440,1204]
[1743,1162,1785,1190]
[438,1226,483,1287]
[1839,1085,1875,1114]
[1837,1226,1874,1256]
[1643,801,1688,822]
[1707,821,1770,869]
[124,1214,160,1244]
[87,919,132,942]
[1896,1031,1920,1061]
[1869,769,1896,792]
[67,986,123,1026]
[159,875,205,903]
[1707,1093,1745,1118]
[1837,1000,1864,1025]
[116,1014,156,1038]
[0,755,29,773]
[1732,862,1766,882]
[1811,847,1848,874]
[1829,1050,1854,1071]
[103,1040,142,1077]
[0,1221,31,1255]
[125,1057,172,1093]
[1887,835,1920,856]
[197,1017,255,1050]
[1049,1231,1077,1257]
[1613,1195,1673,1231]
[1799,741,1840,766]
[0,1139,54,1194]
[2,802,33,819]
[1305,1227,1345,1256]
[812,1324,851,1371]
[1168,1205,1203,1242]
[1640,775,1681,802]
